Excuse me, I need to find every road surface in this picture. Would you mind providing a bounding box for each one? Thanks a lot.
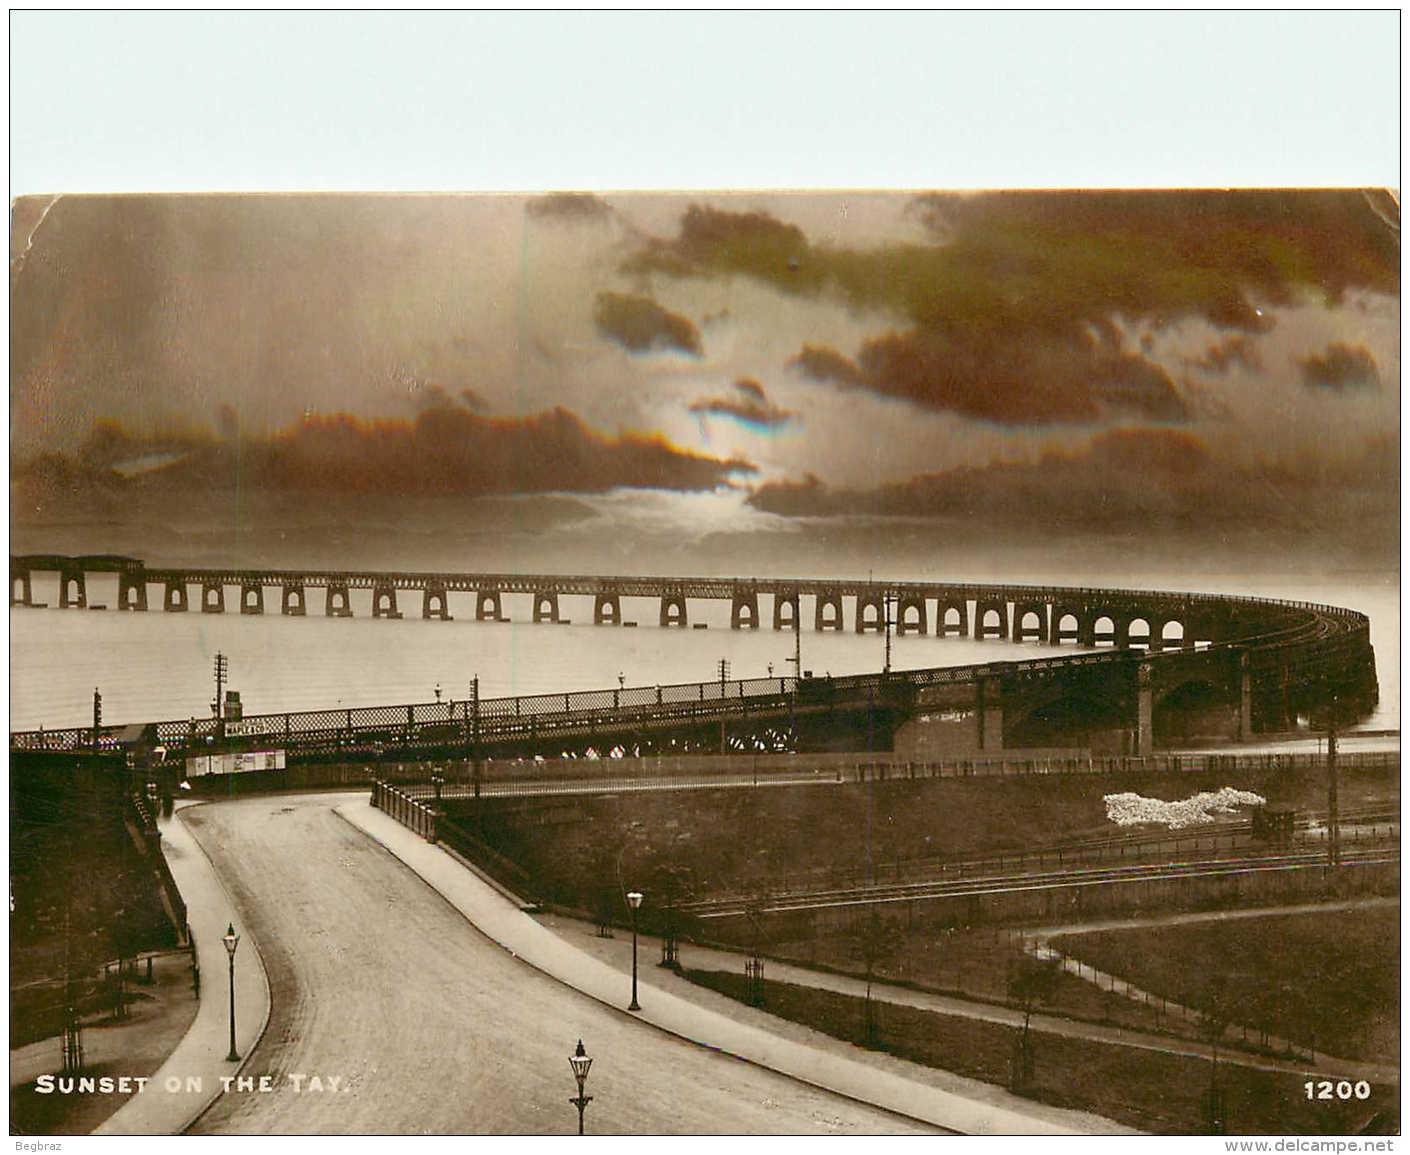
[181,795,931,1135]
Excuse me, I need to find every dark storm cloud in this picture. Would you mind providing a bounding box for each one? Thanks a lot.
[688,378,796,430]
[13,408,755,501]
[625,204,820,291]
[1189,335,1264,375]
[526,193,615,223]
[635,192,1398,427]
[787,344,867,389]
[593,292,704,356]
[1297,342,1381,391]
[747,426,1398,541]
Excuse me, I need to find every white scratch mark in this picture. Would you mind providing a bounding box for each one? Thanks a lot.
[10,194,61,282]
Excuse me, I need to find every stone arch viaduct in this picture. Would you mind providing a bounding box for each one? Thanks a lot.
[10,555,1378,760]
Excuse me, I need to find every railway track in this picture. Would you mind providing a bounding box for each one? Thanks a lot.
[689,845,1400,919]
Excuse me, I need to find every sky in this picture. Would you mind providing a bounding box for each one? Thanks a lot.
[9,189,1399,568]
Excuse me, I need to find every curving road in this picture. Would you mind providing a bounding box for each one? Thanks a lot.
[181,795,930,1135]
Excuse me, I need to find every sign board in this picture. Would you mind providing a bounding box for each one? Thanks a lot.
[186,749,286,778]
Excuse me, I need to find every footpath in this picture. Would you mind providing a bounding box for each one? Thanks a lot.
[95,802,272,1135]
[338,798,1131,1135]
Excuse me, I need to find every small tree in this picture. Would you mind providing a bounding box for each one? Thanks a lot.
[843,907,906,1046]
[1007,953,1060,1090]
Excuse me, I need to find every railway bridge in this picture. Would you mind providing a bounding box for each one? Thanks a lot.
[9,555,1379,762]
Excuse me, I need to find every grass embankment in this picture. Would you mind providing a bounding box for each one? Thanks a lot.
[773,925,1217,1045]
[685,970,1397,1136]
[1051,905,1401,1065]
[466,761,1397,908]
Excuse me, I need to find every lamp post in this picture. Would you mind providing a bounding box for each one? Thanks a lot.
[223,923,240,1062]
[568,1039,593,1135]
[626,891,643,1010]
[431,771,444,811]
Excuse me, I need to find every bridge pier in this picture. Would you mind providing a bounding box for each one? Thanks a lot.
[1135,662,1154,755]
[424,586,453,620]
[1051,605,1083,645]
[533,592,561,623]
[977,677,1003,751]
[936,599,968,638]
[855,592,886,633]
[594,592,622,625]
[118,572,148,611]
[660,593,688,628]
[59,568,87,609]
[201,582,225,613]
[815,592,844,631]
[896,594,928,636]
[372,584,402,619]
[773,591,799,630]
[476,589,503,622]
[281,583,307,616]
[11,567,34,607]
[325,584,352,617]
[1237,652,1254,740]
[731,590,760,629]
[163,581,189,612]
[976,600,1008,640]
[1013,601,1047,643]
[240,583,264,615]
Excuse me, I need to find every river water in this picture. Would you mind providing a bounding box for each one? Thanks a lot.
[7,492,1399,734]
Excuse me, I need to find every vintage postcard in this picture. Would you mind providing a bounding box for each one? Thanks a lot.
[9,188,1400,1141]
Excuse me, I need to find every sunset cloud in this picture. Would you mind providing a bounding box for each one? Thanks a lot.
[747,425,1397,541]
[1297,342,1381,391]
[688,378,796,430]
[526,192,615,223]
[631,192,1397,427]
[593,291,704,356]
[13,408,755,501]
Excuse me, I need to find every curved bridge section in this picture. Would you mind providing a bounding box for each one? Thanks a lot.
[9,556,1378,760]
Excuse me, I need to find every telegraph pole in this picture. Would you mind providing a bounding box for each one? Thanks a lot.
[471,676,482,836]
[91,688,102,750]
[212,653,229,721]
[1326,691,1340,868]
[883,590,894,675]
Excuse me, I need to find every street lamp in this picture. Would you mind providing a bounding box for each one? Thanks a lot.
[626,891,644,1011]
[431,771,444,810]
[223,922,240,1061]
[568,1039,593,1135]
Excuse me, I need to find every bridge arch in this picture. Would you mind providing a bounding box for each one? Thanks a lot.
[1093,615,1117,647]
[660,592,688,628]
[476,589,504,622]
[533,592,561,623]
[164,581,190,612]
[1014,602,1047,643]
[1126,617,1152,650]
[1158,618,1186,650]
[240,583,264,615]
[282,583,307,616]
[202,582,225,613]
[897,594,928,636]
[732,590,760,630]
[773,591,800,631]
[325,584,352,617]
[423,586,453,621]
[937,600,968,638]
[855,592,885,633]
[371,584,401,619]
[1052,609,1082,645]
[814,592,844,631]
[976,601,1008,640]
[594,592,622,626]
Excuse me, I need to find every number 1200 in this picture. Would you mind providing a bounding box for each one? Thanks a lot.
[1304,1080,1371,1100]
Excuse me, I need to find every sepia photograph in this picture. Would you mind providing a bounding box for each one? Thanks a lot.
[7,12,1401,1146]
